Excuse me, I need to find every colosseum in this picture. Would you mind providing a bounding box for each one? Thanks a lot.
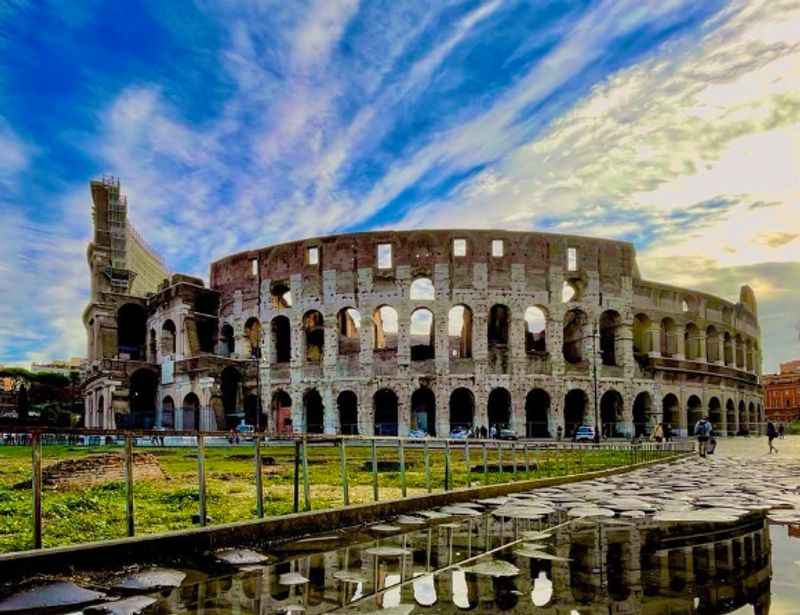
[82,179,764,438]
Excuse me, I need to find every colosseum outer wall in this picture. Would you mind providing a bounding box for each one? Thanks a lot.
[209,230,764,439]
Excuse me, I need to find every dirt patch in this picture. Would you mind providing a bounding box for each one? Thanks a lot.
[14,453,166,490]
[227,455,277,465]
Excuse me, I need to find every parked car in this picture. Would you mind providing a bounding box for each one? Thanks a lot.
[449,426,470,439]
[235,422,255,441]
[408,428,429,439]
[498,428,518,441]
[574,425,595,443]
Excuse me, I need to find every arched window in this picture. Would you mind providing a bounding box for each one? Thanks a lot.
[271,390,293,435]
[220,323,235,357]
[600,390,624,438]
[562,280,578,303]
[524,307,547,353]
[488,305,509,346]
[599,310,620,366]
[374,389,398,436]
[373,306,398,351]
[706,326,719,363]
[337,391,358,435]
[662,394,679,431]
[660,318,676,357]
[411,387,436,436]
[221,366,241,429]
[564,389,588,436]
[161,396,175,429]
[304,389,324,433]
[244,317,262,359]
[182,393,200,431]
[633,392,652,437]
[161,320,176,356]
[270,281,292,308]
[117,303,147,360]
[708,397,722,432]
[409,277,435,301]
[337,308,361,355]
[684,323,699,360]
[303,310,324,362]
[726,400,736,436]
[563,309,587,364]
[410,308,434,361]
[449,388,474,434]
[633,314,651,355]
[723,332,733,366]
[488,388,511,433]
[735,334,744,368]
[448,305,473,359]
[270,316,291,363]
[525,389,551,438]
[687,396,703,435]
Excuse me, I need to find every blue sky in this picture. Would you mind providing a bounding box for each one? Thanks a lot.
[0,0,798,370]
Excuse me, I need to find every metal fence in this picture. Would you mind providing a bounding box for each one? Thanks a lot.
[1,428,692,551]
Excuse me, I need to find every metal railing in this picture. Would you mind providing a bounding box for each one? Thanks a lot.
[1,428,692,551]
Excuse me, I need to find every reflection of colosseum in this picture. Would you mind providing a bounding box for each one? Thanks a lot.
[82,179,763,436]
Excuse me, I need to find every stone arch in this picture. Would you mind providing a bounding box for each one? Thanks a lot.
[662,393,680,432]
[525,389,551,438]
[271,390,293,435]
[337,308,361,355]
[723,332,733,366]
[660,317,677,357]
[633,313,651,355]
[303,310,324,363]
[448,305,473,359]
[244,317,262,359]
[244,393,260,428]
[410,307,435,361]
[161,395,175,429]
[564,389,588,437]
[747,401,755,434]
[600,390,624,438]
[449,388,475,434]
[373,305,398,351]
[117,303,147,360]
[409,277,435,301]
[269,280,292,308]
[161,319,176,356]
[488,304,510,347]
[182,392,200,431]
[708,397,722,432]
[220,323,235,357]
[221,366,242,429]
[524,306,547,353]
[737,400,746,435]
[725,399,736,435]
[735,334,745,368]
[374,388,398,436]
[687,395,703,435]
[124,368,157,429]
[684,323,700,360]
[706,326,720,363]
[304,388,324,434]
[633,392,652,437]
[599,310,621,366]
[337,390,358,435]
[271,315,291,363]
[487,387,511,433]
[563,309,588,364]
[411,387,436,436]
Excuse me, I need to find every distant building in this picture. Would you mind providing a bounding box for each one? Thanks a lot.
[30,358,87,378]
[763,360,800,423]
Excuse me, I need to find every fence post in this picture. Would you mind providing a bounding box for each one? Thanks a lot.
[524,443,530,476]
[125,434,135,537]
[31,432,42,549]
[371,439,379,501]
[301,436,311,511]
[482,442,488,485]
[511,441,517,478]
[424,440,431,493]
[293,440,300,513]
[497,441,503,480]
[464,440,470,487]
[444,439,451,491]
[339,438,349,506]
[398,438,406,498]
[197,434,207,527]
[255,435,264,518]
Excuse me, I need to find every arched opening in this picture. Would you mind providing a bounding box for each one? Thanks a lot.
[121,369,157,429]
[337,391,358,435]
[270,281,292,308]
[738,400,747,435]
[748,401,756,433]
[524,307,547,353]
[735,334,744,368]
[708,397,722,433]
[271,316,291,363]
[148,329,157,362]
[409,277,435,300]
[525,389,551,438]
[374,389,398,436]
[337,308,361,355]
[487,388,511,434]
[117,303,147,360]
[684,323,699,360]
[160,320,176,356]
[210,397,223,430]
[600,390,624,438]
[410,308,435,361]
[221,366,241,429]
[373,306,398,351]
[563,309,587,364]
[448,305,473,359]
[660,318,677,357]
[271,390,292,435]
[723,332,733,366]
[562,280,578,303]
[244,317,262,359]
[633,314,651,356]
[706,326,719,363]
[599,310,621,366]
[182,393,200,431]
[488,304,510,347]
[411,387,436,436]
[449,388,474,434]
[244,393,260,428]
[745,340,754,372]
[304,389,324,433]
[633,392,652,437]
[161,395,175,429]
[687,395,703,435]
[564,389,588,437]
[726,399,736,435]
[220,323,235,357]
[303,310,324,362]
[662,394,679,433]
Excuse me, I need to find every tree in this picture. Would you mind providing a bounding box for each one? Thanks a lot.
[16,385,29,421]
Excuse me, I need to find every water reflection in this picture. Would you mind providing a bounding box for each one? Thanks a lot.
[103,511,784,615]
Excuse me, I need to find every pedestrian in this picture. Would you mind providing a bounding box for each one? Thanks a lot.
[556,425,563,441]
[490,424,498,439]
[480,425,488,439]
[664,423,673,442]
[767,421,779,454]
[652,423,664,443]
[694,416,712,457]
[778,423,785,439]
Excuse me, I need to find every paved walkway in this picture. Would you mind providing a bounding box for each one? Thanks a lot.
[695,434,800,459]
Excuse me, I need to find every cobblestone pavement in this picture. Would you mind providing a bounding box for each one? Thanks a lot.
[694,434,800,459]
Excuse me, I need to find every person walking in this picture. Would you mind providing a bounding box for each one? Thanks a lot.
[664,423,673,442]
[694,416,712,457]
[652,423,664,443]
[767,421,779,454]
[778,423,785,439]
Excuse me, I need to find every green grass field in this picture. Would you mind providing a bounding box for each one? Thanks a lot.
[0,441,666,553]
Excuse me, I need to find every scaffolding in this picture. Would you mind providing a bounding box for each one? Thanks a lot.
[99,176,132,290]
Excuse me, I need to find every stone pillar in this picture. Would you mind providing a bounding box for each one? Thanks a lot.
[716,336,725,366]
[730,336,738,368]
[547,309,565,376]
[396,306,411,367]
[674,324,686,360]
[290,317,303,368]
[322,385,336,434]
[434,305,450,375]
[473,309,488,362]
[359,312,373,375]
[697,330,707,362]
[291,390,304,433]
[323,316,338,378]
[648,323,661,357]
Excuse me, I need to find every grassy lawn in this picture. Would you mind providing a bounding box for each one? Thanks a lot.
[0,441,666,553]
